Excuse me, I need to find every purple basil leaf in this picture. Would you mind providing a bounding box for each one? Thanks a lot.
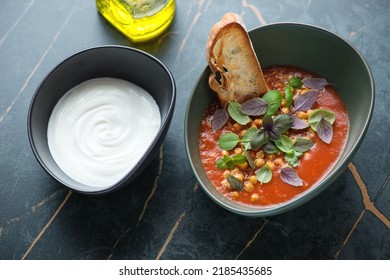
[212,108,228,130]
[240,98,268,116]
[316,117,333,144]
[280,167,303,187]
[293,90,318,112]
[262,115,273,131]
[290,114,309,130]
[302,77,331,90]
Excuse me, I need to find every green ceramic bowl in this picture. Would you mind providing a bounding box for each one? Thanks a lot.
[185,23,374,216]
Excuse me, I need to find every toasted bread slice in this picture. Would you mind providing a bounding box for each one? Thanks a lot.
[206,13,268,105]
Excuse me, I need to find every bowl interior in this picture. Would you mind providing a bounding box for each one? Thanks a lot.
[185,23,374,216]
[28,46,175,193]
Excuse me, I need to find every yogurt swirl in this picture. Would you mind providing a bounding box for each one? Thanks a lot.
[47,78,161,189]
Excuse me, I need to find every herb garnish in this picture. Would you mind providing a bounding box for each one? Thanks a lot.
[227,102,250,125]
[227,175,244,191]
[280,167,303,187]
[302,77,331,90]
[212,108,229,131]
[292,90,318,112]
[241,98,268,116]
[256,165,272,184]
[213,75,336,188]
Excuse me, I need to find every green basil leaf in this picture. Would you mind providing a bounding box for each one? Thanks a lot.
[308,109,336,131]
[263,141,280,154]
[224,155,235,169]
[241,126,258,150]
[268,127,281,141]
[284,86,293,107]
[250,129,269,149]
[256,165,272,184]
[218,132,240,150]
[216,158,228,170]
[227,102,250,125]
[290,77,303,89]
[227,175,244,191]
[284,150,302,167]
[262,90,282,116]
[226,160,235,170]
[231,154,246,164]
[262,115,273,130]
[273,114,294,134]
[244,150,256,169]
[275,135,293,153]
[293,137,314,152]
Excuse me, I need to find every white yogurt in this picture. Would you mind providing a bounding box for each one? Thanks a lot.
[47,78,161,189]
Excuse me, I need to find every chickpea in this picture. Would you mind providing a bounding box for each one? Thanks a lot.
[221,179,231,190]
[255,158,265,168]
[266,161,275,171]
[234,147,243,154]
[300,88,310,94]
[232,191,239,200]
[296,111,307,119]
[238,162,248,170]
[221,150,229,156]
[274,157,285,166]
[281,98,287,107]
[223,170,231,178]
[231,167,240,175]
[306,109,313,117]
[232,123,242,131]
[266,153,276,161]
[253,118,263,127]
[256,150,265,159]
[248,175,257,184]
[281,107,290,114]
[233,173,244,181]
[244,181,254,192]
[276,82,284,89]
[303,152,311,160]
[239,129,247,138]
[251,193,260,202]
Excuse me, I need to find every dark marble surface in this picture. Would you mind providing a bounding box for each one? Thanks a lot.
[0,0,389,260]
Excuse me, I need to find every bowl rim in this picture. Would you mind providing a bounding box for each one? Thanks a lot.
[27,45,176,194]
[184,22,375,216]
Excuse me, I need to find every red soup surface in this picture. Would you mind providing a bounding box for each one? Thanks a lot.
[199,66,349,207]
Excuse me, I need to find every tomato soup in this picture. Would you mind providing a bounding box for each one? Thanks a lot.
[199,66,349,207]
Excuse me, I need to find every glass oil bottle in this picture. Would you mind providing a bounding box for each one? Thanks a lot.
[96,0,176,43]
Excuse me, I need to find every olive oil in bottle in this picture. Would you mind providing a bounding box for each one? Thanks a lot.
[96,0,175,43]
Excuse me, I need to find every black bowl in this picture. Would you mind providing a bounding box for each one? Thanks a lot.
[185,23,374,216]
[28,46,176,194]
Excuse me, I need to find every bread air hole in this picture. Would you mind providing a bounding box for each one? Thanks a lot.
[215,70,223,85]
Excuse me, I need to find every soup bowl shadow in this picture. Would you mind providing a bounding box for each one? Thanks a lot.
[28,46,176,194]
[185,23,374,216]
